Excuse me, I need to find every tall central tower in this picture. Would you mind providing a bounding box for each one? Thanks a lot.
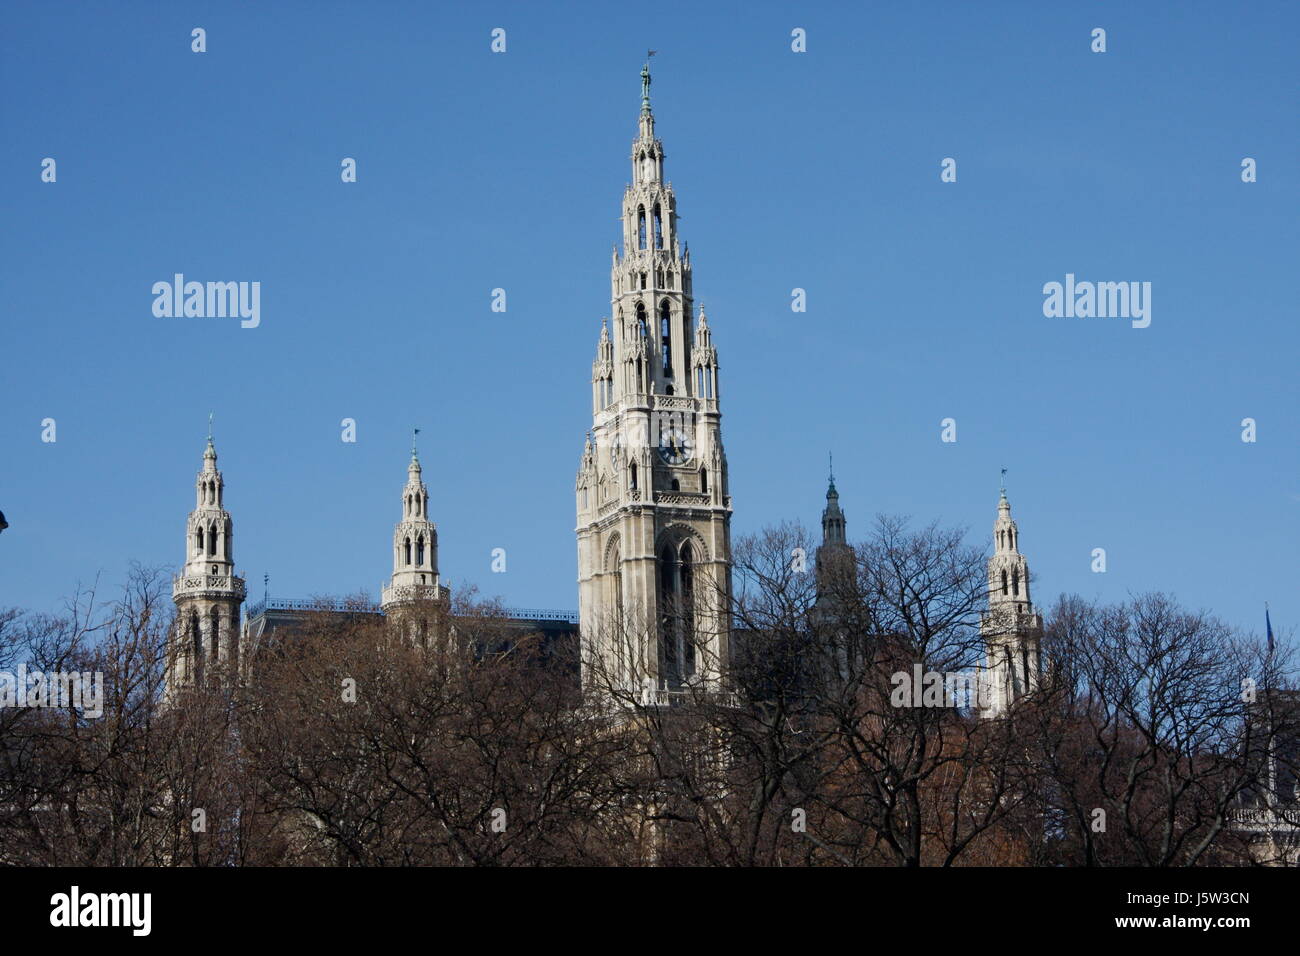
[576,63,732,703]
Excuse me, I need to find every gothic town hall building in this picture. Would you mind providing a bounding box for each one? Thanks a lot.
[165,65,1042,720]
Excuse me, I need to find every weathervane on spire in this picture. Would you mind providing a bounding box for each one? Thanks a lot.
[207,411,214,442]
[411,427,421,460]
[829,451,835,484]
[1000,467,1007,493]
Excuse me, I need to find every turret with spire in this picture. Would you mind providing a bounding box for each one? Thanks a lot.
[814,453,852,608]
[382,430,449,643]
[168,416,246,697]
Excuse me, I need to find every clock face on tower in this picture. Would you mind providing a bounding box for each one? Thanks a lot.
[658,426,694,465]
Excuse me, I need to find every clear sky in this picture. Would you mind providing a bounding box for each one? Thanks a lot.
[2,1,1295,644]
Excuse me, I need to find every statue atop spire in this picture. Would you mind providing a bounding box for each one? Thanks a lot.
[641,51,656,112]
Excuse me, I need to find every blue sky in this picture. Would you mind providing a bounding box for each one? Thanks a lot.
[1,1,1295,643]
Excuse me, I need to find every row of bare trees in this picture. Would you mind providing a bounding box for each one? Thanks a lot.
[0,518,1294,865]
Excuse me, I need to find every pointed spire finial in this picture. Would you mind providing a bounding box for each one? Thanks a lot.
[203,412,217,462]
[1000,467,1007,495]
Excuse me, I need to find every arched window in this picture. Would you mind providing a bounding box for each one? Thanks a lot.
[196,527,204,554]
[671,478,680,491]
[416,535,425,567]
[666,270,674,289]
[189,610,202,673]
[637,206,646,250]
[612,560,624,659]
[209,606,221,661]
[629,462,638,491]
[207,525,216,556]
[1012,569,1020,596]
[660,300,672,375]
[659,545,678,674]
[636,303,648,338]
[700,467,708,494]
[653,204,663,249]
[404,537,412,566]
[679,542,696,675]
[1001,570,1008,595]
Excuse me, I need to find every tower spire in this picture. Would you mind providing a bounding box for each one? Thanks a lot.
[815,458,851,613]
[820,457,846,548]
[383,441,448,636]
[168,430,246,699]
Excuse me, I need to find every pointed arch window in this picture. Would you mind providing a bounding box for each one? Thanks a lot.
[660,300,672,375]
[629,462,638,491]
[653,203,663,249]
[404,536,412,566]
[679,542,696,676]
[207,524,217,556]
[700,467,708,494]
[416,534,426,567]
[209,606,221,661]
[196,527,204,554]
[1012,569,1020,597]
[1001,570,1008,595]
[659,545,678,678]
[637,206,647,250]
